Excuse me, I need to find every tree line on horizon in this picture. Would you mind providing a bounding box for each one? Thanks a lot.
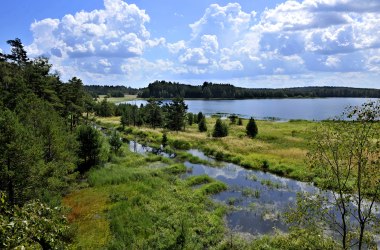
[137,81,380,99]
[84,81,380,99]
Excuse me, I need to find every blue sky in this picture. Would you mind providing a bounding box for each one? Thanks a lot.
[1,0,380,88]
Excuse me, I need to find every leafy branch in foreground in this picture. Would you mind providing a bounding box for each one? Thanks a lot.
[0,192,71,249]
[287,100,380,249]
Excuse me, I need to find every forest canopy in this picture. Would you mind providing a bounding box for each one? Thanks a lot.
[138,80,380,99]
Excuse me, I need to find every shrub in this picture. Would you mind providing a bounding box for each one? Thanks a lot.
[212,118,228,137]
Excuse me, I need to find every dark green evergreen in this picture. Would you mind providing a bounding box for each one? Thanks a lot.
[197,112,204,124]
[145,98,162,129]
[198,117,207,132]
[76,125,101,173]
[162,133,168,147]
[138,80,380,99]
[187,113,194,126]
[109,130,122,154]
[246,117,258,138]
[212,118,228,137]
[164,98,188,132]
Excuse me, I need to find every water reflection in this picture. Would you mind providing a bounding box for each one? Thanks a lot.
[129,140,380,244]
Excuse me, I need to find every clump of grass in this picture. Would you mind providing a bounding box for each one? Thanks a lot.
[186,175,214,186]
[260,179,283,189]
[242,188,260,198]
[145,154,163,162]
[171,139,191,150]
[176,151,209,165]
[246,173,258,181]
[227,197,241,206]
[162,163,187,174]
[196,182,227,195]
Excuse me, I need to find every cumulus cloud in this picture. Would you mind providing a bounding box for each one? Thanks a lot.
[166,0,380,85]
[23,0,380,86]
[25,0,169,85]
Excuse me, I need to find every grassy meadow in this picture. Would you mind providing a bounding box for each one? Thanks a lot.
[97,94,138,103]
[96,116,317,182]
[63,146,227,249]
[63,120,340,249]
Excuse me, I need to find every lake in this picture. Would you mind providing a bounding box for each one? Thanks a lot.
[121,98,375,120]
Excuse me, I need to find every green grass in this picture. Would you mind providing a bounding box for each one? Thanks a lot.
[98,117,316,182]
[64,144,227,249]
[97,94,138,103]
[186,175,214,186]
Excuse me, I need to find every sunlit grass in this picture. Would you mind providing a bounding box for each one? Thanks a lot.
[97,94,138,103]
[64,143,227,249]
[97,116,317,181]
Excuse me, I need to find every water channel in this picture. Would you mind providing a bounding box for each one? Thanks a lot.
[128,141,380,245]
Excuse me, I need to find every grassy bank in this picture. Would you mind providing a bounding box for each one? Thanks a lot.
[97,94,138,103]
[97,116,316,182]
[63,146,227,249]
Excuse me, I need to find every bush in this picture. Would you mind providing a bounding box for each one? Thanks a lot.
[212,118,228,137]
[198,117,207,132]
[246,117,258,138]
[171,139,191,150]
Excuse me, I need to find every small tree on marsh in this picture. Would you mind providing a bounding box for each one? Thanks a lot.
[212,118,228,137]
[162,133,168,147]
[246,117,258,138]
[198,117,207,132]
[109,130,122,154]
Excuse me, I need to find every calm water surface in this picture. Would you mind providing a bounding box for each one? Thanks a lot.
[128,141,380,245]
[122,98,374,120]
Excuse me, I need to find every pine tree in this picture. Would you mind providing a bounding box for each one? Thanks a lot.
[238,118,243,126]
[76,125,101,173]
[164,98,188,132]
[109,130,122,154]
[212,118,228,137]
[246,117,258,138]
[197,112,204,124]
[162,133,168,147]
[198,117,207,132]
[187,113,193,126]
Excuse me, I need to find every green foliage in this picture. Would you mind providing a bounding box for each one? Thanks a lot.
[248,228,339,250]
[162,164,187,174]
[246,117,258,138]
[185,175,214,186]
[109,130,122,154]
[138,80,380,99]
[228,114,238,124]
[197,112,204,123]
[212,118,228,137]
[237,118,243,126]
[171,139,191,150]
[164,97,188,131]
[289,101,380,249]
[76,125,102,173]
[0,192,70,249]
[0,109,38,205]
[95,98,115,117]
[162,132,168,147]
[198,117,208,132]
[145,98,163,129]
[196,182,227,195]
[187,112,194,125]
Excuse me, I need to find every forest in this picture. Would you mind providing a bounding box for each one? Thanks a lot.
[138,80,380,99]
[1,39,379,249]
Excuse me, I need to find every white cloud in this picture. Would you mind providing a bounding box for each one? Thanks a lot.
[167,40,186,54]
[21,0,380,87]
